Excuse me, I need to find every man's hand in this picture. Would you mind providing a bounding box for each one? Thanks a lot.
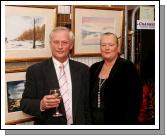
[40,95,61,111]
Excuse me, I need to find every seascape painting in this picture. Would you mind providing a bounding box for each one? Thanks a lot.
[81,16,115,45]
[73,7,123,56]
[7,80,25,112]
[6,15,45,50]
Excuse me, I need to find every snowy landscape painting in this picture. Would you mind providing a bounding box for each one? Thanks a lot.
[6,15,45,50]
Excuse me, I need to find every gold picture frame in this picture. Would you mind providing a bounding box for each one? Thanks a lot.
[72,5,124,57]
[5,5,56,62]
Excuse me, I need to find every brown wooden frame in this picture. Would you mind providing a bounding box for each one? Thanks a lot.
[5,72,34,125]
[5,5,57,62]
[4,5,57,125]
[5,117,35,125]
[71,5,124,57]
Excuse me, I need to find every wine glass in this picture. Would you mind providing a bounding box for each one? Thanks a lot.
[50,89,63,117]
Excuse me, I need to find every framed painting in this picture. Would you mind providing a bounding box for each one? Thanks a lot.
[5,72,34,124]
[72,6,124,56]
[5,6,56,62]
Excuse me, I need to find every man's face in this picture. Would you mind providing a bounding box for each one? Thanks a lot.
[50,30,73,63]
[100,35,119,61]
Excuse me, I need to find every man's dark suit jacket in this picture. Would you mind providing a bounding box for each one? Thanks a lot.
[90,57,143,125]
[20,58,91,125]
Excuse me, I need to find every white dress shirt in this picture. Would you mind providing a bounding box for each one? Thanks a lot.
[52,57,73,123]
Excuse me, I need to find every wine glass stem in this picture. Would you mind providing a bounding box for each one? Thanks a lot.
[56,107,59,113]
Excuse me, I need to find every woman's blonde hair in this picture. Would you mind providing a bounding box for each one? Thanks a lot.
[100,32,118,45]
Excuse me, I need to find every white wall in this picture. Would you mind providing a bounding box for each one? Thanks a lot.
[71,56,102,67]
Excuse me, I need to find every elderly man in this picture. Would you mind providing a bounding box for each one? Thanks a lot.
[21,27,91,125]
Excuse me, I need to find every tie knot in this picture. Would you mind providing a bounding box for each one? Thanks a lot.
[59,64,64,70]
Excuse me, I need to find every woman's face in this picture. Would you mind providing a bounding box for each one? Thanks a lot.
[100,35,119,61]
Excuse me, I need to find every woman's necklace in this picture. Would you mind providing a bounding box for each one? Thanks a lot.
[98,78,106,108]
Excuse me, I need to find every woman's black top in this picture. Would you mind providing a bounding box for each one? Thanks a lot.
[89,57,143,125]
[91,78,107,124]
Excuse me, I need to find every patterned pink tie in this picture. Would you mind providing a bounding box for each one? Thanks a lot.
[59,64,73,125]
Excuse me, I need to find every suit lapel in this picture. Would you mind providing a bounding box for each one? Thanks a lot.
[69,60,80,122]
[43,58,60,94]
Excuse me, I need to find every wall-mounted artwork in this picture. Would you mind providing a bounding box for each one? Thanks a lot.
[7,80,25,113]
[6,16,45,50]
[5,6,56,62]
[5,72,34,125]
[81,16,115,46]
[72,6,124,56]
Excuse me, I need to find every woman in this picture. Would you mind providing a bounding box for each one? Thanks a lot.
[89,32,142,125]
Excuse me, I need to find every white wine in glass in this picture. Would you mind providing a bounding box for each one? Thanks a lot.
[50,89,63,117]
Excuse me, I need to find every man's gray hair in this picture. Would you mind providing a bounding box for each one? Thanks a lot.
[49,26,74,42]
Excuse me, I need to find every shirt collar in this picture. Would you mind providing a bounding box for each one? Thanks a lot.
[52,57,69,68]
